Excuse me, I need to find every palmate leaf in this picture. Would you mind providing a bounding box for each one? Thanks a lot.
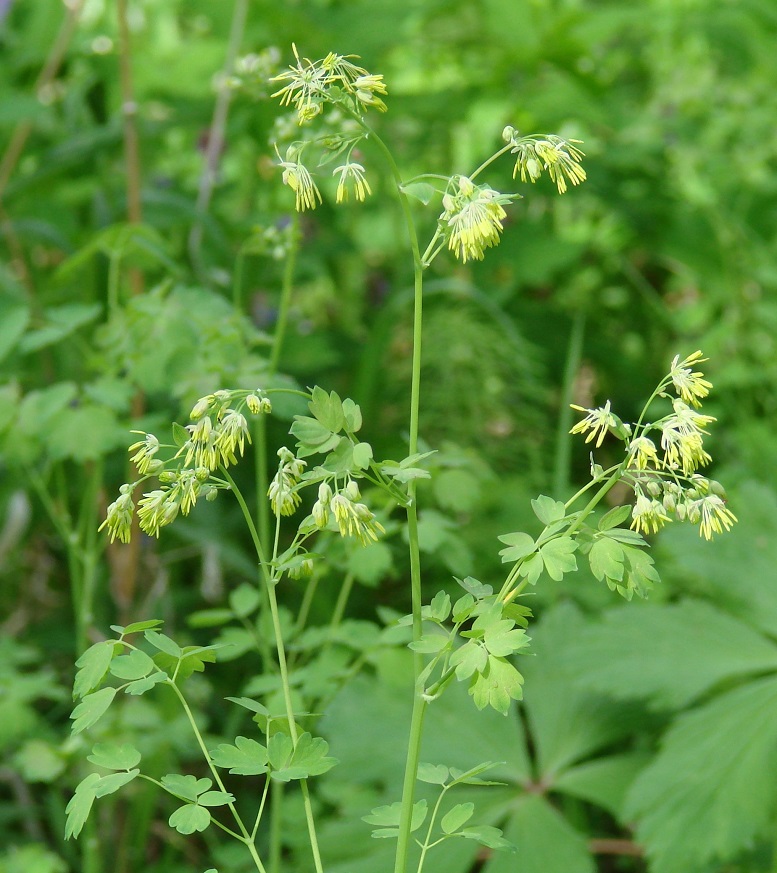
[87,742,141,771]
[169,804,211,835]
[210,736,269,776]
[538,536,578,581]
[73,640,116,698]
[469,656,524,714]
[561,599,777,710]
[70,687,117,734]
[625,674,777,872]
[484,795,593,873]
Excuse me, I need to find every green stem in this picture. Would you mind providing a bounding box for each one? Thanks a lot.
[167,680,268,873]
[552,311,586,500]
[268,780,283,873]
[269,212,300,374]
[354,115,429,873]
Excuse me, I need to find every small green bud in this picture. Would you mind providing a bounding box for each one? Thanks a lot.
[159,471,177,483]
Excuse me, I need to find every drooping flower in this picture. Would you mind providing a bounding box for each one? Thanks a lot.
[695,494,738,541]
[275,146,322,212]
[669,351,712,408]
[128,432,160,475]
[570,400,620,448]
[99,486,135,543]
[439,176,511,263]
[333,162,372,203]
[503,129,586,194]
[630,492,671,536]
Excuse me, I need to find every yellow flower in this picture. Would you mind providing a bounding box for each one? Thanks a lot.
[333,162,372,203]
[440,177,510,263]
[628,436,659,470]
[696,495,737,540]
[630,492,671,536]
[570,400,618,448]
[504,130,586,194]
[275,146,322,212]
[669,351,712,408]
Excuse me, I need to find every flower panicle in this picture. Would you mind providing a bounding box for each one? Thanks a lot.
[439,175,513,263]
[503,128,586,194]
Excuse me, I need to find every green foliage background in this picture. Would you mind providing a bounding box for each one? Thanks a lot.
[2,0,777,872]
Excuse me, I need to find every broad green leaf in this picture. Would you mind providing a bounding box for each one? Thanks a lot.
[18,303,101,353]
[409,632,448,654]
[441,802,475,834]
[187,608,233,628]
[450,641,488,680]
[291,732,338,776]
[625,674,777,872]
[485,795,591,873]
[229,583,261,618]
[363,799,427,832]
[308,386,345,432]
[161,774,211,802]
[210,737,269,776]
[65,773,101,840]
[517,552,543,585]
[433,468,481,513]
[597,504,632,531]
[73,641,116,698]
[417,763,449,784]
[531,495,567,525]
[70,687,117,735]
[87,743,141,771]
[109,649,155,681]
[291,416,341,456]
[553,752,649,817]
[155,645,217,679]
[401,180,436,204]
[111,620,164,636]
[47,405,124,462]
[125,671,167,695]
[93,770,139,797]
[172,422,189,447]
[497,531,535,564]
[455,576,492,598]
[225,697,270,717]
[198,790,235,807]
[588,537,625,583]
[522,604,637,777]
[352,441,373,469]
[457,825,513,851]
[562,599,777,709]
[144,630,182,657]
[469,656,524,713]
[483,623,529,658]
[169,804,211,835]
[0,301,30,362]
[539,536,578,581]
[342,397,362,432]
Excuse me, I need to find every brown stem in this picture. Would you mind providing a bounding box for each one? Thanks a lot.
[588,837,644,856]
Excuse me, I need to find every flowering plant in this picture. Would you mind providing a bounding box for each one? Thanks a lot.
[67,47,734,873]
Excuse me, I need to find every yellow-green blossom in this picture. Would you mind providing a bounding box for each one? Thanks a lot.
[669,351,712,407]
[330,490,385,545]
[333,162,371,203]
[268,448,306,516]
[137,489,179,537]
[184,416,219,471]
[270,44,328,122]
[630,492,671,535]
[660,428,711,475]
[440,176,511,263]
[695,495,738,540]
[570,400,619,448]
[215,409,251,466]
[628,436,659,470]
[503,129,586,194]
[275,146,322,212]
[128,432,160,474]
[98,487,134,543]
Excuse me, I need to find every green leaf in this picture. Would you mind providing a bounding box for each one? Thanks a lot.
[125,671,168,695]
[448,761,506,786]
[517,551,543,585]
[109,649,155,681]
[144,629,182,658]
[70,687,117,734]
[441,802,475,834]
[210,737,269,776]
[563,599,777,710]
[598,504,632,531]
[429,590,451,622]
[19,303,101,352]
[187,608,234,628]
[497,531,536,564]
[455,576,492,598]
[308,386,345,432]
[417,763,449,784]
[172,422,189,447]
[625,674,777,872]
[539,536,578,581]
[291,416,340,456]
[489,795,591,871]
[483,622,529,659]
[469,656,524,713]
[198,790,235,807]
[169,804,211,835]
[531,495,567,525]
[87,743,141,771]
[65,773,101,840]
[93,770,139,797]
[47,405,123,462]
[588,537,625,583]
[553,752,649,818]
[0,301,30,362]
[363,800,427,833]
[401,180,436,205]
[111,620,164,635]
[352,441,373,469]
[450,641,488,680]
[161,774,211,802]
[408,632,449,654]
[73,641,116,698]
[229,583,261,618]
[225,697,270,717]
[457,825,513,851]
[342,397,362,432]
[347,540,393,587]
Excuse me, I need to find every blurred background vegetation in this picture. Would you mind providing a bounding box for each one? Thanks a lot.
[2,1,777,872]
